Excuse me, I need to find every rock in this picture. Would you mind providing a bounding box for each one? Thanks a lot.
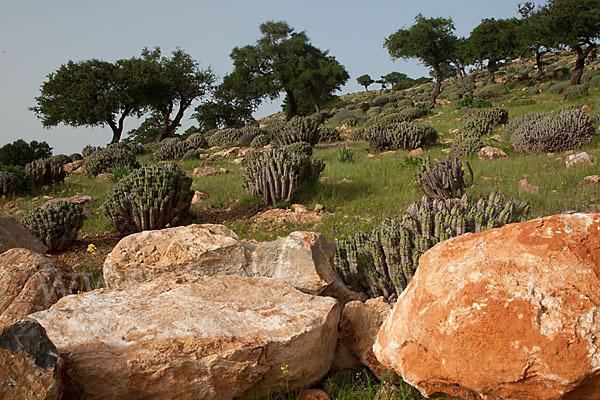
[0,215,47,254]
[367,154,375,158]
[381,151,396,156]
[478,146,507,160]
[293,204,309,214]
[547,152,555,158]
[565,150,574,155]
[314,204,324,213]
[441,138,454,144]
[103,224,363,304]
[192,166,229,177]
[0,249,79,329]
[491,135,503,142]
[518,178,539,193]
[408,148,423,157]
[210,146,241,159]
[374,213,600,400]
[230,157,243,164]
[299,388,330,400]
[191,190,208,205]
[95,173,109,183]
[340,298,395,381]
[43,195,96,208]
[0,321,62,399]
[30,275,340,400]
[441,148,452,154]
[566,152,596,168]
[584,175,600,185]
[63,159,83,173]
[373,382,399,400]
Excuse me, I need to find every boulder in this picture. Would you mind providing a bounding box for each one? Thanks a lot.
[0,320,62,399]
[190,190,209,205]
[62,160,83,173]
[104,224,362,304]
[192,166,229,177]
[518,178,540,193]
[43,195,96,208]
[339,297,395,381]
[0,249,79,329]
[30,275,340,400]
[374,213,600,400]
[0,215,47,254]
[566,152,596,168]
[584,175,600,185]
[408,148,423,157]
[298,389,330,400]
[478,146,507,160]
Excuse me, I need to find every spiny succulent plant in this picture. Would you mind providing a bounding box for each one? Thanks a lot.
[318,126,342,143]
[334,192,530,301]
[461,116,491,136]
[83,143,138,176]
[242,147,325,206]
[186,132,208,149]
[452,128,484,157]
[23,200,85,251]
[368,121,437,152]
[415,156,474,199]
[82,145,102,158]
[250,134,270,148]
[349,128,368,141]
[273,116,321,146]
[69,153,83,161]
[153,138,195,161]
[0,171,21,197]
[239,125,263,147]
[463,106,509,126]
[103,164,193,234]
[207,128,243,148]
[25,157,66,187]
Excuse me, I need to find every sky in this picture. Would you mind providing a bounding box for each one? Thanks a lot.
[0,0,522,154]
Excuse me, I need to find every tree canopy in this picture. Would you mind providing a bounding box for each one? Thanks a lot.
[0,139,52,167]
[356,74,374,91]
[385,14,457,108]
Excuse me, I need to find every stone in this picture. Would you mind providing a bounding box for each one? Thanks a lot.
[408,148,423,157]
[340,298,395,381]
[43,195,96,208]
[547,152,555,158]
[478,146,507,160]
[566,152,596,169]
[441,148,452,154]
[30,275,340,400]
[299,388,330,400]
[0,215,47,254]
[373,382,399,400]
[367,154,375,158]
[518,178,539,193]
[63,159,83,173]
[230,157,243,164]
[292,204,309,214]
[441,138,454,144]
[192,166,229,177]
[491,134,503,142]
[565,150,574,155]
[0,321,62,399]
[103,224,363,304]
[584,175,600,185]
[0,249,79,329]
[191,190,208,205]
[314,204,324,213]
[381,151,396,156]
[210,146,241,159]
[95,173,110,183]
[374,213,600,400]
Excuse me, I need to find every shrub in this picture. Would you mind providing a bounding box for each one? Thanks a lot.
[510,97,536,106]
[504,112,547,142]
[23,201,84,251]
[103,164,193,234]
[82,145,102,159]
[284,141,313,156]
[207,128,243,148]
[69,153,83,161]
[318,126,342,143]
[511,109,596,154]
[250,134,270,148]
[368,122,437,152]
[182,149,199,160]
[349,128,368,141]
[581,69,600,84]
[474,84,508,99]
[396,98,414,109]
[0,171,21,197]
[25,157,66,187]
[463,107,508,126]
[461,116,491,136]
[273,116,321,146]
[452,129,483,157]
[153,138,195,161]
[51,154,72,167]
[0,139,52,167]
[330,109,356,125]
[338,146,354,163]
[0,165,29,194]
[589,75,600,88]
[186,132,208,149]
[107,164,138,183]
[239,126,263,147]
[242,147,325,206]
[415,157,473,199]
[83,143,138,176]
[334,192,530,300]
[565,84,589,100]
[373,94,393,107]
[553,67,570,80]
[547,81,569,94]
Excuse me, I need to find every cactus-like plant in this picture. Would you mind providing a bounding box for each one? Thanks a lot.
[23,201,85,251]
[349,127,368,141]
[416,156,473,199]
[334,192,530,301]
[69,153,83,161]
[83,143,138,176]
[0,171,21,197]
[82,145,102,158]
[368,121,437,151]
[452,128,483,157]
[273,116,321,146]
[103,164,193,234]
[239,126,263,147]
[153,138,195,161]
[242,147,325,206]
[461,116,491,136]
[186,132,208,149]
[463,106,508,126]
[250,134,270,148]
[25,157,66,187]
[318,126,342,143]
[511,109,596,154]
[206,128,243,148]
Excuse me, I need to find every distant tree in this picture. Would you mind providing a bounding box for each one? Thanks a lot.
[546,0,600,85]
[32,58,157,144]
[228,21,349,120]
[385,14,458,108]
[356,74,375,91]
[467,18,521,84]
[381,72,410,87]
[141,48,215,142]
[0,139,52,167]
[517,2,557,82]
[449,37,470,78]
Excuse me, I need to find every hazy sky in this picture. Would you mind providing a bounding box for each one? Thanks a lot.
[0,1,522,154]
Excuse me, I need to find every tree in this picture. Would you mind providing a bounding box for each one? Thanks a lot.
[449,37,470,78]
[32,57,157,144]
[517,2,558,82]
[228,21,349,120]
[140,48,215,142]
[0,139,52,167]
[467,18,521,84]
[356,74,374,91]
[546,0,600,85]
[385,14,458,108]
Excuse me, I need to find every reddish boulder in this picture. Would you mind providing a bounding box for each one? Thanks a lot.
[374,214,600,400]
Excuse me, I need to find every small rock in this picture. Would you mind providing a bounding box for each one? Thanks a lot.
[230,157,243,164]
[566,152,596,169]
[584,175,600,185]
[408,148,423,157]
[547,152,555,158]
[449,128,459,135]
[192,166,229,177]
[314,204,324,213]
[298,389,330,400]
[367,154,375,158]
[373,382,399,400]
[478,146,507,160]
[210,147,241,159]
[0,215,47,254]
[292,204,308,214]
[191,191,208,205]
[491,135,503,142]
[518,179,540,193]
[63,160,83,173]
[555,157,562,162]
[381,151,396,156]
[441,138,453,145]
[565,150,574,155]
[441,148,452,154]
[44,195,96,208]
[95,174,109,183]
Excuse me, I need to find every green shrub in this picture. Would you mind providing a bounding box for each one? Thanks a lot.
[462,107,509,126]
[0,139,52,167]
[107,164,138,183]
[565,84,589,100]
[284,141,313,156]
[250,134,270,148]
[368,122,437,152]
[239,126,263,147]
[319,126,342,143]
[396,98,414,109]
[474,84,508,99]
[0,171,21,197]
[338,146,354,163]
[69,153,83,161]
[103,164,193,234]
[273,116,321,146]
[83,143,138,176]
[51,154,72,167]
[510,97,536,106]
[330,109,356,124]
[589,75,600,88]
[186,132,208,149]
[553,67,570,80]
[242,147,325,206]
[581,69,600,84]
[349,128,368,141]
[461,116,491,136]
[415,156,473,199]
[511,109,596,154]
[23,201,85,251]
[154,138,195,161]
[82,145,102,158]
[452,129,483,157]
[504,112,547,142]
[547,81,569,94]
[207,128,243,148]
[373,94,393,107]
[25,157,66,187]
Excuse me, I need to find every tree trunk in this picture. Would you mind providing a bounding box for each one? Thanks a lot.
[487,60,496,85]
[107,110,129,144]
[428,69,443,109]
[569,45,595,86]
[108,127,122,145]
[314,102,321,114]
[533,50,544,82]
[285,89,297,121]
[364,86,369,92]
